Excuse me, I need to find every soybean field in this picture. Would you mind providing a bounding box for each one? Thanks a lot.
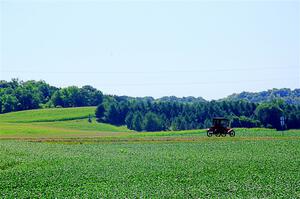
[0,107,300,198]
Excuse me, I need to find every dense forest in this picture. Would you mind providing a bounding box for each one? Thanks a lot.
[224,88,300,105]
[0,79,103,112]
[96,96,300,131]
[1,79,300,131]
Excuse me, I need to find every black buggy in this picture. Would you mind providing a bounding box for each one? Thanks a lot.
[207,117,235,137]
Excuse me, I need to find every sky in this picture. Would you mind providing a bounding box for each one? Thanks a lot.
[0,0,299,100]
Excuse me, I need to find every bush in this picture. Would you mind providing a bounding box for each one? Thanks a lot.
[231,116,261,128]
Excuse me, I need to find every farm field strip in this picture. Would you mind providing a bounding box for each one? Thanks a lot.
[0,121,130,136]
[1,140,300,198]
[0,107,96,123]
[1,133,300,144]
[1,118,300,142]
[1,107,299,141]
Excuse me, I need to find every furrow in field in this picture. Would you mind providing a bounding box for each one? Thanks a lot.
[1,135,300,143]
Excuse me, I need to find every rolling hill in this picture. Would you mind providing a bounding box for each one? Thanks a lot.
[0,106,299,140]
[0,107,96,123]
[0,107,132,138]
[223,88,300,105]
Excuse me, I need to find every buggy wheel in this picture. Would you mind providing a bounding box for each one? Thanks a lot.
[207,131,213,137]
[216,133,221,137]
[229,130,235,137]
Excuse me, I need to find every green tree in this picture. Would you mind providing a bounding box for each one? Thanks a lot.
[51,91,64,107]
[80,85,103,106]
[132,112,143,131]
[66,86,83,107]
[255,103,283,129]
[105,104,122,125]
[231,116,261,128]
[125,111,134,129]
[95,104,105,122]
[1,94,18,113]
[286,111,300,129]
[14,85,40,110]
[143,112,165,132]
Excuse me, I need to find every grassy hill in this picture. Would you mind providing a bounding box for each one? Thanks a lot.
[0,107,299,140]
[0,107,132,138]
[0,107,96,123]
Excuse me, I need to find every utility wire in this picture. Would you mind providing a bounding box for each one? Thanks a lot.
[92,77,298,87]
[2,67,298,87]
[1,66,297,75]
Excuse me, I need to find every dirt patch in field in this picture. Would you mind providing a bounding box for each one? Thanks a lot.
[1,136,300,144]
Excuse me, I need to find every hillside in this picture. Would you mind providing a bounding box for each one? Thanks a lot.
[224,88,300,105]
[1,79,300,131]
[0,107,96,123]
[0,107,132,138]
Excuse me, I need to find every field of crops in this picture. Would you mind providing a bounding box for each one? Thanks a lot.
[0,107,300,197]
[0,107,97,123]
[1,139,300,198]
[0,107,131,138]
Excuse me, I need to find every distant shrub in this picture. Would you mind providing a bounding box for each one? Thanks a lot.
[231,116,261,128]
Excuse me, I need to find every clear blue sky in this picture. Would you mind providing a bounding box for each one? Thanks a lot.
[1,0,299,100]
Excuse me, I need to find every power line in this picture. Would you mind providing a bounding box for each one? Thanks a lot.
[91,77,299,87]
[2,67,298,87]
[1,66,298,75]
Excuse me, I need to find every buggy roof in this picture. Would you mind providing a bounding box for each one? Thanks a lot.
[213,117,229,121]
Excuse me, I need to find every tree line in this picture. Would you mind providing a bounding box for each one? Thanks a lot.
[96,96,300,131]
[0,79,103,113]
[225,88,300,105]
[1,79,299,131]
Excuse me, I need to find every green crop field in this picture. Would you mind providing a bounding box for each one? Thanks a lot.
[0,107,132,138]
[0,107,97,123]
[0,107,300,198]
